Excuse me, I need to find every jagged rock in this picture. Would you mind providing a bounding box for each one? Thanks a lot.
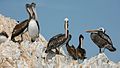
[0,14,120,68]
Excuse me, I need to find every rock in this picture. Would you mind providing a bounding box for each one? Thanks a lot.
[0,14,119,68]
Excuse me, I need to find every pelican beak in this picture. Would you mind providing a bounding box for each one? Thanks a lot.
[86,29,100,33]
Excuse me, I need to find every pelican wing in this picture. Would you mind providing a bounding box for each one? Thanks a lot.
[11,19,29,38]
[66,44,77,60]
[47,34,67,49]
[99,32,113,45]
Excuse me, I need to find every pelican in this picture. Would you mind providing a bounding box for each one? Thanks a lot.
[45,18,70,54]
[11,3,33,42]
[76,34,86,61]
[28,2,40,42]
[66,30,77,60]
[86,27,116,53]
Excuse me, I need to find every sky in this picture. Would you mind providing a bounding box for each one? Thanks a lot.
[0,0,120,62]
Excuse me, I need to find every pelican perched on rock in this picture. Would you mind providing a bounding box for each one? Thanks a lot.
[0,31,8,44]
[86,27,116,53]
[45,18,71,54]
[76,34,86,61]
[11,3,33,42]
[28,2,40,42]
[66,30,77,60]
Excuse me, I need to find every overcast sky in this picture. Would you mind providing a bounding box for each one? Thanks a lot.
[0,0,120,62]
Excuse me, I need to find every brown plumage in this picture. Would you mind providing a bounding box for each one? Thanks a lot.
[76,34,86,61]
[11,3,35,42]
[45,32,70,53]
[66,34,77,60]
[11,19,29,42]
[45,18,69,54]
[86,27,116,53]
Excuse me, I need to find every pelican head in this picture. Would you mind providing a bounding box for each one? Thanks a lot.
[26,4,31,11]
[31,2,36,8]
[26,3,33,18]
[79,34,84,48]
[98,27,105,33]
[86,27,105,33]
[31,2,37,20]
[64,17,69,23]
[79,34,84,40]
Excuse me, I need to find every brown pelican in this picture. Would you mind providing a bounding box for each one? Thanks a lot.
[66,30,77,60]
[11,3,33,42]
[76,34,86,61]
[0,31,8,44]
[45,18,70,54]
[28,2,40,42]
[86,27,116,53]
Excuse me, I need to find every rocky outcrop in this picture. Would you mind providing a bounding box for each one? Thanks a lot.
[0,14,119,68]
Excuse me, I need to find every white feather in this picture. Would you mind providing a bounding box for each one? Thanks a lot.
[28,19,39,40]
[64,17,69,22]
